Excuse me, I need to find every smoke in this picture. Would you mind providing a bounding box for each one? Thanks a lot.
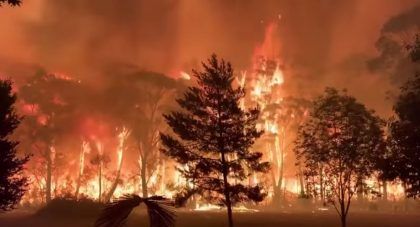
[368,3,420,94]
[0,0,419,115]
[382,4,420,33]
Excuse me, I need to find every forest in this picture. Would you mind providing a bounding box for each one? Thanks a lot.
[0,1,420,227]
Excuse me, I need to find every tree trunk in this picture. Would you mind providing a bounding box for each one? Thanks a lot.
[278,164,284,201]
[46,149,52,203]
[75,177,81,199]
[226,200,234,227]
[221,152,234,227]
[382,180,388,201]
[98,162,102,202]
[141,158,148,198]
[104,171,121,202]
[319,166,325,206]
[340,199,347,227]
[298,165,305,196]
[278,135,284,200]
[340,215,347,227]
[357,177,364,202]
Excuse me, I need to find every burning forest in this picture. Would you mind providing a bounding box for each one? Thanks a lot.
[0,1,420,227]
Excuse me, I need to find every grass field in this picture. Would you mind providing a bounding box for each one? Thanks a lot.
[1,209,419,227]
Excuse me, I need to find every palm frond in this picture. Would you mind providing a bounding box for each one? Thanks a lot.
[94,194,176,227]
[143,196,176,227]
[94,194,142,227]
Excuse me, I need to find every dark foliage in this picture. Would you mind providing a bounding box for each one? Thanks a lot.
[94,194,175,227]
[295,88,385,227]
[36,197,102,218]
[0,79,29,211]
[385,37,420,198]
[387,75,420,197]
[160,55,269,227]
[0,0,21,6]
[408,34,420,62]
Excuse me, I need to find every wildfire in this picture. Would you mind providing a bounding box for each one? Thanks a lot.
[117,127,130,171]
[179,71,191,80]
[194,204,259,213]
[18,19,407,209]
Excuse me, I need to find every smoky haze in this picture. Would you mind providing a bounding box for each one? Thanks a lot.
[0,0,419,115]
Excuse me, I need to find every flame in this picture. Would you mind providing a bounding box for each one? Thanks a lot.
[19,20,408,207]
[79,141,90,176]
[194,204,259,212]
[180,71,191,80]
[117,127,130,171]
[271,64,284,86]
[50,146,56,165]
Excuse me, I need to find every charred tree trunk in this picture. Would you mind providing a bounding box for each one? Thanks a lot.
[382,179,388,201]
[298,165,305,197]
[319,165,325,206]
[357,177,364,202]
[46,148,52,203]
[271,142,282,205]
[340,214,347,227]
[98,162,102,202]
[75,177,81,199]
[271,166,280,205]
[339,195,348,227]
[104,170,121,202]
[221,152,234,227]
[141,157,148,198]
[278,148,284,200]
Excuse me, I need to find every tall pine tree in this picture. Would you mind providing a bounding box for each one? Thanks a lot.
[160,55,269,227]
[0,79,28,211]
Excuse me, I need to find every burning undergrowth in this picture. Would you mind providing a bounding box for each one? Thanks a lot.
[35,197,102,218]
[4,14,411,210]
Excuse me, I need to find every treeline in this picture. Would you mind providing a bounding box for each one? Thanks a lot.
[294,36,420,227]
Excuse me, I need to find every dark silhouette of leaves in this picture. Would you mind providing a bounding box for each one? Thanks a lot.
[0,79,29,211]
[0,0,21,6]
[94,194,175,227]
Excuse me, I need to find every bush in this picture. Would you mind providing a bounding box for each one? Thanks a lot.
[36,197,103,218]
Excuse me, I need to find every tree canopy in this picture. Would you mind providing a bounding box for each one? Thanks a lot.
[386,38,420,197]
[160,55,269,227]
[295,88,385,227]
[0,79,28,211]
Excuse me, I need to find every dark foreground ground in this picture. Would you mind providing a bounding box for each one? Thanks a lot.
[1,210,419,227]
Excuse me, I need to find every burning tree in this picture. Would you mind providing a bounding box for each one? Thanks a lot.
[19,72,85,203]
[0,79,29,211]
[104,71,180,197]
[161,55,270,227]
[295,88,385,227]
[242,22,312,203]
[75,141,90,199]
[126,72,179,198]
[103,127,130,202]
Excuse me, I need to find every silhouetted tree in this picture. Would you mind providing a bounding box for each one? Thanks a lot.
[95,194,175,227]
[384,74,420,197]
[408,34,420,62]
[160,55,270,227]
[295,88,385,227]
[386,41,420,197]
[0,79,29,211]
[0,0,21,6]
